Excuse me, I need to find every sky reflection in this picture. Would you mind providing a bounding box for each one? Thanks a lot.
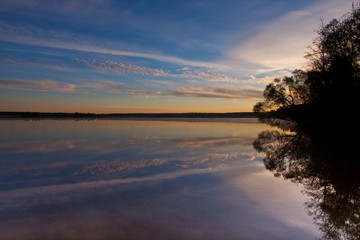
[0,120,319,239]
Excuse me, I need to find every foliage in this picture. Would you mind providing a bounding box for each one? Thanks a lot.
[253,9,360,240]
[253,127,360,240]
[254,10,360,131]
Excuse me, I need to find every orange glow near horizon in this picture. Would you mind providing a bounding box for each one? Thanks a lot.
[1,93,258,113]
[1,104,255,114]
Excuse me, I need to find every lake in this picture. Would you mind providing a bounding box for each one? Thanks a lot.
[0,119,319,239]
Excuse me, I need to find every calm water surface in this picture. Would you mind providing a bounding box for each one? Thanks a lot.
[0,120,319,239]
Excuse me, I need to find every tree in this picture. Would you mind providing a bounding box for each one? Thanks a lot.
[253,126,360,240]
[253,69,310,128]
[253,9,360,240]
[254,9,360,132]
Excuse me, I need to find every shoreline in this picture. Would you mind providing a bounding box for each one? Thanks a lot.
[0,111,257,119]
[0,117,260,123]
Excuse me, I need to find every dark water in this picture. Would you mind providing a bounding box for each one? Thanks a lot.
[0,120,319,239]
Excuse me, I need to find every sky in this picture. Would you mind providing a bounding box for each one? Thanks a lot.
[0,0,354,113]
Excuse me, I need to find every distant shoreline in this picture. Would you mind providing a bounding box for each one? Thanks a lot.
[0,111,257,120]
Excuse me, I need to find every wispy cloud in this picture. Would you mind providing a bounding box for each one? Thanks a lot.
[78,59,168,76]
[168,87,262,99]
[0,79,79,93]
[0,140,77,153]
[77,59,273,87]
[0,168,219,212]
[240,76,275,85]
[0,22,226,69]
[0,77,263,102]
[133,85,263,100]
[227,0,353,70]
[78,59,247,83]
[0,79,140,94]
[180,69,242,83]
[172,136,254,150]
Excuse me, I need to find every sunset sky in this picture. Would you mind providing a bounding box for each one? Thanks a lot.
[0,0,353,113]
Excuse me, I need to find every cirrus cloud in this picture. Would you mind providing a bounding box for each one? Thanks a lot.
[78,59,168,76]
[227,0,353,70]
[131,85,263,100]
[0,79,140,94]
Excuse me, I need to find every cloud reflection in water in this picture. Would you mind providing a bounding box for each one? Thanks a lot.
[0,120,319,239]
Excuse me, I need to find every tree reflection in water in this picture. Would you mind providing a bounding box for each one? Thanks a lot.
[253,121,360,240]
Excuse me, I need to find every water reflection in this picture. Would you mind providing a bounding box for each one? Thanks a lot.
[254,122,360,240]
[0,120,319,239]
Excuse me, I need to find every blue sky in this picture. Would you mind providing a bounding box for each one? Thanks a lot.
[0,0,353,113]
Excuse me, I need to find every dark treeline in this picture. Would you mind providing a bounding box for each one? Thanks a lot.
[0,111,256,119]
[254,9,360,136]
[253,9,360,240]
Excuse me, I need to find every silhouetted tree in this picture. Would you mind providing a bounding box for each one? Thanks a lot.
[253,126,360,240]
[253,9,360,240]
[254,9,360,133]
[253,69,310,128]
